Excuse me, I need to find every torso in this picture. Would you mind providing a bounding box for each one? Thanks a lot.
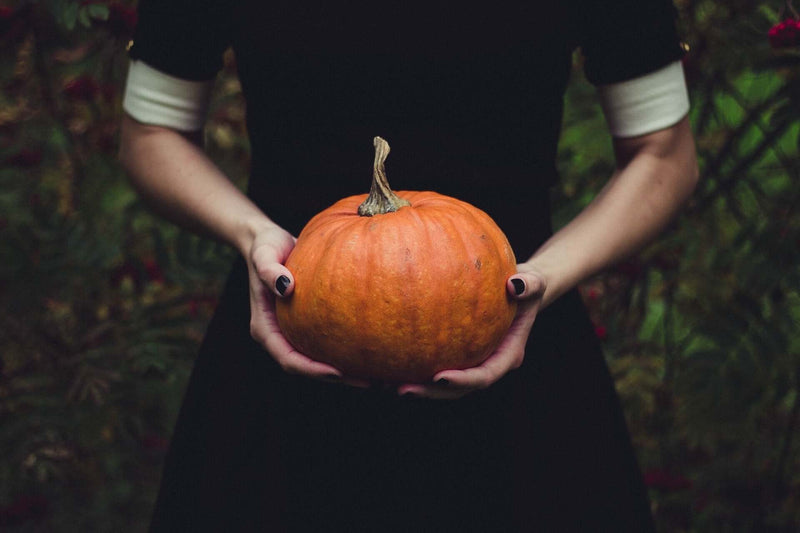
[231,1,576,255]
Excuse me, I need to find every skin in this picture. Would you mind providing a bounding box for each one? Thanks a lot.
[119,113,698,400]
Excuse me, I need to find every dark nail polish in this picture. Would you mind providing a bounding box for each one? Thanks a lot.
[436,378,450,386]
[511,278,525,296]
[276,275,290,295]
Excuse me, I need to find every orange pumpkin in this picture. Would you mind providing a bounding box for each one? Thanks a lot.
[275,137,517,383]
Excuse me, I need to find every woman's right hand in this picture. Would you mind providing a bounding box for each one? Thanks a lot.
[117,117,359,384]
[246,225,367,387]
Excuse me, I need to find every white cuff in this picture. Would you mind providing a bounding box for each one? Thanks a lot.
[597,61,690,138]
[122,60,214,132]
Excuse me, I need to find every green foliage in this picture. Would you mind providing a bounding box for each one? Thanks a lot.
[0,0,798,531]
[0,1,243,530]
[562,2,800,530]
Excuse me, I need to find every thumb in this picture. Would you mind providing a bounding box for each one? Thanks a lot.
[255,261,295,298]
[507,270,546,300]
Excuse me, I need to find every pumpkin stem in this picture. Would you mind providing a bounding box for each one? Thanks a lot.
[357,136,411,217]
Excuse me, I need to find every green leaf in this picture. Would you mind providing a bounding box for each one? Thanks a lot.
[78,6,92,28]
[61,1,79,31]
[87,3,110,21]
[757,4,779,24]
[638,300,664,343]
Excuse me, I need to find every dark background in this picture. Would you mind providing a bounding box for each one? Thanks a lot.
[1,0,799,530]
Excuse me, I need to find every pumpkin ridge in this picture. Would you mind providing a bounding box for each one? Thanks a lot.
[476,209,510,273]
[454,201,516,347]
[445,213,478,356]
[323,222,371,366]
[373,220,418,376]
[447,206,501,349]
[450,197,514,272]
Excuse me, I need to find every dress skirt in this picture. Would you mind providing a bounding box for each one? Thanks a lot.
[149,254,655,532]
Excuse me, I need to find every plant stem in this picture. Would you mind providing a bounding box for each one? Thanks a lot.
[357,137,411,217]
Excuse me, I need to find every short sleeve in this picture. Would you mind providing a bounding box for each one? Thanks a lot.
[578,0,685,85]
[128,0,237,82]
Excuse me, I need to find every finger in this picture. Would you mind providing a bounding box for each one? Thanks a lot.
[258,326,370,387]
[254,327,329,377]
[248,274,331,374]
[410,316,533,397]
[252,308,342,379]
[436,349,521,390]
[398,275,542,400]
[396,382,472,400]
[254,261,295,297]
[507,271,546,300]
[397,346,522,400]
[275,347,369,388]
[249,277,371,387]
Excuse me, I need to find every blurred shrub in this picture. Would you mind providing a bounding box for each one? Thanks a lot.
[558,1,800,530]
[0,0,798,531]
[0,1,245,530]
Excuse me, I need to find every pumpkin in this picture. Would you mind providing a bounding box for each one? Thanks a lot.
[275,137,517,383]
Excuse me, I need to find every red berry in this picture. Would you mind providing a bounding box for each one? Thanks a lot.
[594,324,608,340]
[63,75,100,101]
[768,19,800,48]
[143,258,165,284]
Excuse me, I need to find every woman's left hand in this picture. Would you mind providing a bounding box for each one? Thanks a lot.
[396,264,547,400]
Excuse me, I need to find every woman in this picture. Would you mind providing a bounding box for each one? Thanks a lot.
[120,0,698,530]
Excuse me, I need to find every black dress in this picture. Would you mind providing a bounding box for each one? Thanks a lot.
[130,1,684,531]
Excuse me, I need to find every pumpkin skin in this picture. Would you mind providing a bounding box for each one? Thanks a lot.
[275,189,518,383]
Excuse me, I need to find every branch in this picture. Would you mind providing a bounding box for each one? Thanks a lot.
[693,116,793,213]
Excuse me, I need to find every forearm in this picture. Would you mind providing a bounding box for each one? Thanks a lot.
[118,114,276,256]
[528,116,699,309]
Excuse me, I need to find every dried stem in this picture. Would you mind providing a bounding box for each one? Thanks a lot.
[357,137,411,217]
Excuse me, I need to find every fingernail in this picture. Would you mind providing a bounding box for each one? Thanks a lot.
[436,378,450,386]
[511,278,525,296]
[323,373,341,382]
[276,275,291,295]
